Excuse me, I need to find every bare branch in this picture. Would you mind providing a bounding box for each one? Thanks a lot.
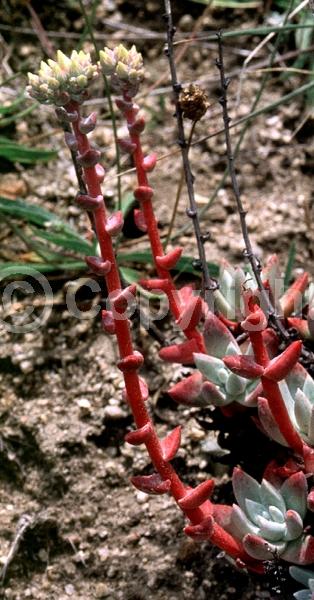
[163,0,217,304]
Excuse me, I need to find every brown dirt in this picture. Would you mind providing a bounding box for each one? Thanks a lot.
[0,1,313,599]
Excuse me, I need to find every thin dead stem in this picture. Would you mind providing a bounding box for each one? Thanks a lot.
[216,32,314,368]
[164,119,197,251]
[163,0,217,302]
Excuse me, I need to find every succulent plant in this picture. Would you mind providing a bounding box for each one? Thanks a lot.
[228,468,313,564]
[99,44,144,97]
[290,566,314,599]
[213,260,251,321]
[214,255,309,325]
[27,50,99,105]
[192,311,260,407]
[258,362,314,447]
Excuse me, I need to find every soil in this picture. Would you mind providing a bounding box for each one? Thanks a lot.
[0,1,313,599]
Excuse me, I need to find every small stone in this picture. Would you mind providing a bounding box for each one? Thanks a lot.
[95,582,111,598]
[103,405,126,420]
[97,546,109,562]
[38,548,49,562]
[136,490,148,504]
[65,584,75,595]
[19,360,34,374]
[179,14,194,31]
[76,397,92,416]
[98,528,108,540]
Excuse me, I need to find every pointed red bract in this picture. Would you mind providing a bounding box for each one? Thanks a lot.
[76,193,103,210]
[125,423,153,446]
[142,152,157,172]
[223,355,264,379]
[179,480,215,510]
[168,372,203,406]
[263,341,302,382]
[139,278,169,292]
[131,473,171,495]
[101,310,116,335]
[105,210,124,236]
[281,272,309,317]
[134,208,147,232]
[184,516,214,541]
[78,111,97,134]
[159,339,199,364]
[111,284,137,312]
[177,296,203,333]
[117,351,144,372]
[134,185,154,202]
[85,255,111,276]
[287,317,310,339]
[161,426,181,461]
[155,247,183,271]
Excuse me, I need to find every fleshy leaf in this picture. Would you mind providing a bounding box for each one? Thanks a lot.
[194,353,225,387]
[285,510,304,541]
[260,479,287,514]
[281,472,308,519]
[232,468,261,512]
[243,533,286,560]
[204,311,239,358]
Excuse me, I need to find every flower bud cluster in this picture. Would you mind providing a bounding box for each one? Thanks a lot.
[99,44,144,97]
[27,50,99,105]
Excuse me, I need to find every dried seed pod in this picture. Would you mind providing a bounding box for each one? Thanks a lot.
[179,84,209,121]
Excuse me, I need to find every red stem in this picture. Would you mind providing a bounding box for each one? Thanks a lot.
[122,95,206,353]
[63,100,254,565]
[65,101,251,563]
[247,318,303,455]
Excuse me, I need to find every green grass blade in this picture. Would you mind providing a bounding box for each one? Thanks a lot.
[0,261,87,277]
[0,103,38,127]
[0,95,25,116]
[284,241,296,288]
[0,137,57,164]
[33,227,94,255]
[117,249,219,278]
[0,196,60,227]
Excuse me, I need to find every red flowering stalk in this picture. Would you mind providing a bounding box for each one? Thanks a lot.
[224,294,314,472]
[99,45,206,358]
[26,48,261,569]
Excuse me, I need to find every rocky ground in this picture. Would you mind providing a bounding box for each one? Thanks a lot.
[0,1,313,599]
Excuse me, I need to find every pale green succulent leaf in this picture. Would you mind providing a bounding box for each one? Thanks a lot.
[260,479,287,514]
[232,469,261,512]
[244,499,268,526]
[268,505,285,523]
[293,589,312,599]
[285,510,304,542]
[226,373,247,396]
[256,515,286,542]
[290,566,314,588]
[281,473,307,519]
[230,504,259,539]
[258,398,290,446]
[194,353,224,387]
[303,374,314,403]
[295,389,312,434]
[243,534,286,560]
[308,406,314,444]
